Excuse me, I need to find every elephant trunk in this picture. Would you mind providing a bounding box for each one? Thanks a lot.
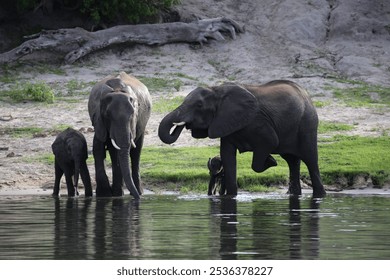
[118,149,140,199]
[158,110,186,144]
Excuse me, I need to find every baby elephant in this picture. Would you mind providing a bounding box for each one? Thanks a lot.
[52,128,93,197]
[207,156,226,195]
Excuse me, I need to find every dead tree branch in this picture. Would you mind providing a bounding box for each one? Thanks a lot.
[0,17,244,64]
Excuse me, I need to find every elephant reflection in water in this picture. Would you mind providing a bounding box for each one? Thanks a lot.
[94,199,141,259]
[53,198,141,259]
[288,197,321,259]
[209,198,238,259]
[251,197,321,259]
[53,198,92,259]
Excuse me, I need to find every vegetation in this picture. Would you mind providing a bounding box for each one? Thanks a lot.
[325,80,390,107]
[152,95,184,113]
[139,76,183,92]
[0,124,73,138]
[1,126,45,138]
[140,136,390,193]
[0,81,54,103]
[318,121,354,134]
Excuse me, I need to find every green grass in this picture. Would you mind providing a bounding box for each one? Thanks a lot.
[0,124,74,138]
[32,136,390,194]
[313,100,331,108]
[140,146,285,193]
[0,127,45,138]
[64,80,92,96]
[152,95,184,113]
[139,76,183,92]
[318,121,354,134]
[0,63,66,83]
[318,136,390,186]
[140,136,390,193]
[0,81,54,103]
[326,80,390,107]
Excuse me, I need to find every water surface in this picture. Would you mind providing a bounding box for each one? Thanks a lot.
[0,193,390,259]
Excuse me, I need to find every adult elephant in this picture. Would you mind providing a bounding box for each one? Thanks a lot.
[88,72,151,198]
[158,80,326,197]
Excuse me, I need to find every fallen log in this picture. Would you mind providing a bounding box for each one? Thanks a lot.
[0,17,244,64]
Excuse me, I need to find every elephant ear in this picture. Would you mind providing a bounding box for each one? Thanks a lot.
[93,94,113,143]
[208,84,258,139]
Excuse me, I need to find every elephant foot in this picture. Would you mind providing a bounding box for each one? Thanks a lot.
[252,155,278,173]
[85,188,93,197]
[287,187,302,196]
[96,186,113,197]
[313,187,326,198]
[67,190,77,197]
[287,180,302,196]
[112,188,124,197]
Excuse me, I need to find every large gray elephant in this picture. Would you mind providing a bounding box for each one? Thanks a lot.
[88,72,151,198]
[158,80,326,197]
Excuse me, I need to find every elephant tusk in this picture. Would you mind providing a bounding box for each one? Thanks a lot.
[170,121,186,135]
[111,139,121,150]
[131,139,137,149]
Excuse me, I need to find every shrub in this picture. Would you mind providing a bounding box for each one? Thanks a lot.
[6,82,55,103]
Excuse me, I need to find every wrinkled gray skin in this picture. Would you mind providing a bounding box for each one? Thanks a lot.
[159,80,326,197]
[52,127,93,197]
[88,72,151,198]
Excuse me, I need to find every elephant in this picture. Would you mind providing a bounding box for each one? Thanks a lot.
[88,72,151,198]
[52,127,93,197]
[207,155,226,195]
[158,80,326,197]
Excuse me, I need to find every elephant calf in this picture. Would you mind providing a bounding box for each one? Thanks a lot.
[208,156,226,195]
[52,128,93,197]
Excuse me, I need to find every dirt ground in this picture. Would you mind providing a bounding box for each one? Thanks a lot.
[0,0,389,194]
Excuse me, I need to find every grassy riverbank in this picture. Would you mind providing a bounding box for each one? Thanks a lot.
[141,136,390,193]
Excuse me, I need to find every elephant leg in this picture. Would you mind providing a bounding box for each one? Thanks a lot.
[220,138,238,195]
[251,125,278,173]
[281,154,302,195]
[108,146,124,196]
[252,152,277,173]
[73,161,80,196]
[53,160,63,197]
[80,161,93,197]
[219,175,226,195]
[303,158,326,198]
[93,136,112,197]
[208,176,215,195]
[300,137,326,198]
[64,170,76,197]
[130,135,144,195]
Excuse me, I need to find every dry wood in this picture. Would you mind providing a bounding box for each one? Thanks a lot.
[0,17,244,64]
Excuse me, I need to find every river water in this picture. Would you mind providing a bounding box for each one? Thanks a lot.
[0,192,389,260]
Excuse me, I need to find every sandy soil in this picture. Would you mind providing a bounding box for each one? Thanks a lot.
[0,0,389,195]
